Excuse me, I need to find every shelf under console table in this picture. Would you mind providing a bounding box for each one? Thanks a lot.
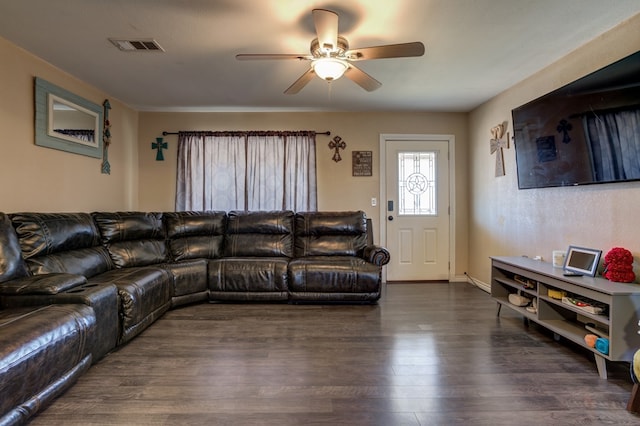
[491,256,640,379]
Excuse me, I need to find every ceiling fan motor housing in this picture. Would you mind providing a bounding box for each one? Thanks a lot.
[311,36,349,58]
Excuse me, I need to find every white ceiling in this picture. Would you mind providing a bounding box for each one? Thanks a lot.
[1,0,638,112]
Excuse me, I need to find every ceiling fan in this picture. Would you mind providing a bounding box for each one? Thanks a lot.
[236,8,425,94]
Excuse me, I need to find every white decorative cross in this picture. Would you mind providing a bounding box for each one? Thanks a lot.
[490,122,509,177]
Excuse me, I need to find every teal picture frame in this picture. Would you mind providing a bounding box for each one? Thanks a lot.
[34,77,103,158]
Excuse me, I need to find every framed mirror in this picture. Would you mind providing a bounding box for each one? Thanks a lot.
[34,77,103,158]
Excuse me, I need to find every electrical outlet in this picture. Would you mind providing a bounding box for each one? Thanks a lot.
[371,197,377,206]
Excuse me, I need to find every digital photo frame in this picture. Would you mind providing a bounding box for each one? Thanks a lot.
[563,246,602,277]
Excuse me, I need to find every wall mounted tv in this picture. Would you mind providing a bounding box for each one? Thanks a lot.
[512,50,640,189]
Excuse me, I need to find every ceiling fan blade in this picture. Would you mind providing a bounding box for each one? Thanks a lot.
[284,68,316,94]
[312,9,338,52]
[346,41,425,60]
[344,65,382,92]
[236,53,312,61]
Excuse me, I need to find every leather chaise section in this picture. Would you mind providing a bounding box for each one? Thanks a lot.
[0,304,95,426]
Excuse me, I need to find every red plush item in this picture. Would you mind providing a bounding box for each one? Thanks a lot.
[603,247,636,283]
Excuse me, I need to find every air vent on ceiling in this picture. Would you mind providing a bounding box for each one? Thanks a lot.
[109,38,164,52]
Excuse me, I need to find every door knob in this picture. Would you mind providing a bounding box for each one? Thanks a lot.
[388,215,394,221]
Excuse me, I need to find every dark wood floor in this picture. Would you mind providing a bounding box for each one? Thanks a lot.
[29,282,639,425]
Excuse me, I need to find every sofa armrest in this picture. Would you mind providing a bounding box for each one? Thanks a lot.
[363,245,391,266]
[0,273,87,295]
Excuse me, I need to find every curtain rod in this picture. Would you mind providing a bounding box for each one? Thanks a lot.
[162,130,331,136]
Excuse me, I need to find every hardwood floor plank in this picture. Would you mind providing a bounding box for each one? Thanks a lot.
[27,282,640,425]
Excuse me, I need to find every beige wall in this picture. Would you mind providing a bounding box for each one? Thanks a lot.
[138,111,469,277]
[468,13,640,286]
[0,37,139,212]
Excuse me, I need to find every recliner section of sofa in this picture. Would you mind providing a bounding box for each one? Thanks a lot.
[208,210,293,301]
[288,211,385,302]
[163,211,226,307]
[92,212,172,345]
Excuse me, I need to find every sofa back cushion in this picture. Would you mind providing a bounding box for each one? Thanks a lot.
[294,211,368,257]
[164,211,227,261]
[93,212,167,268]
[10,212,111,278]
[224,211,294,257]
[0,213,29,283]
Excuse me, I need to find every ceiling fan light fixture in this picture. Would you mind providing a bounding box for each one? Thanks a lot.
[312,57,348,81]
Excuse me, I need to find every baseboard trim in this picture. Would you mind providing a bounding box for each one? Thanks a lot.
[466,275,490,293]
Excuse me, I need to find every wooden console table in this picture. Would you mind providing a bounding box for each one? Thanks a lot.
[491,256,640,379]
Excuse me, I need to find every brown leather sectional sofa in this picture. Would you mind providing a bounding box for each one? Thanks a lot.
[0,210,389,425]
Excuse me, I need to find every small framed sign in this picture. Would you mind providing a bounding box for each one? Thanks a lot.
[352,151,372,176]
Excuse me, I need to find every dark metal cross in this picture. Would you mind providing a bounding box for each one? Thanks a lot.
[557,119,573,143]
[328,136,346,162]
[152,137,168,161]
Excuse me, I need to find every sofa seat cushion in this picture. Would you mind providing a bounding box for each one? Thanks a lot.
[0,304,95,425]
[287,256,382,302]
[86,267,171,345]
[208,258,288,301]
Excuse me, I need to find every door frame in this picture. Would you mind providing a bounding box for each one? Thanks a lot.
[379,134,457,282]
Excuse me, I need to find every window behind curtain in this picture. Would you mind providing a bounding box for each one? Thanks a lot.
[175,131,317,212]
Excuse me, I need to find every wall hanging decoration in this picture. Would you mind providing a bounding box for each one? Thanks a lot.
[152,137,168,161]
[101,99,111,174]
[329,135,346,162]
[34,77,103,158]
[490,121,509,177]
[352,151,372,176]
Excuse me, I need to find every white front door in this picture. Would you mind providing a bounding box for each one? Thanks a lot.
[382,137,451,281]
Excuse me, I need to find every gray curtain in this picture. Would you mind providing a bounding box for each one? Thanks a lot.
[583,109,640,181]
[175,131,317,212]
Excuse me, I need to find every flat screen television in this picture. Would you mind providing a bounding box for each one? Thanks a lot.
[512,50,640,189]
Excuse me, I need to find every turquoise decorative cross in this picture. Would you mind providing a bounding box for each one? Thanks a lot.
[152,137,167,161]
